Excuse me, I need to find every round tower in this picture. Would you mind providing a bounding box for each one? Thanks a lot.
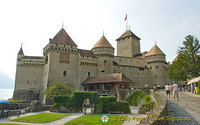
[145,44,167,87]
[91,35,114,76]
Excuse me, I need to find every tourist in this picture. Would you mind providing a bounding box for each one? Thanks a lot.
[182,85,185,92]
[179,85,182,92]
[83,104,87,115]
[169,84,173,95]
[165,83,170,98]
[153,84,157,92]
[158,84,161,90]
[17,110,21,117]
[173,82,179,101]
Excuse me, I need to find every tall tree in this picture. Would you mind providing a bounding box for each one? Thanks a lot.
[43,81,73,99]
[167,35,200,81]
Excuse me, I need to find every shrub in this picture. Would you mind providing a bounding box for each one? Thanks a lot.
[95,96,130,114]
[125,91,145,106]
[110,101,131,113]
[53,91,98,111]
[138,101,156,114]
[144,95,150,102]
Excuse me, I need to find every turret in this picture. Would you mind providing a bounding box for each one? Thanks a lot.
[92,35,114,76]
[145,44,167,87]
[17,46,24,64]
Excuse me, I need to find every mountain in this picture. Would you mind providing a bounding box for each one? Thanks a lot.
[0,72,14,89]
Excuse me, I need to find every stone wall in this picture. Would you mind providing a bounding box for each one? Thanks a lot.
[0,103,29,110]
[139,91,168,125]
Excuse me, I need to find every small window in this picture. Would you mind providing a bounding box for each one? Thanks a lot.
[156,66,158,69]
[101,70,105,72]
[45,56,48,64]
[150,66,152,69]
[27,81,29,83]
[155,76,157,78]
[139,68,144,71]
[88,72,90,76]
[63,71,67,76]
[104,60,106,66]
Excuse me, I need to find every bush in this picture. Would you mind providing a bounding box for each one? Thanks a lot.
[53,91,98,111]
[96,96,117,113]
[95,96,130,114]
[138,94,155,114]
[110,101,131,113]
[125,91,145,106]
[138,101,156,114]
[144,95,150,102]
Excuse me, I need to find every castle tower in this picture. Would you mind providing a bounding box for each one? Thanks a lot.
[91,35,114,76]
[42,28,79,104]
[145,44,167,87]
[116,30,140,57]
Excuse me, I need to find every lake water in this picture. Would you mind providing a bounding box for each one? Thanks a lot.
[0,89,14,100]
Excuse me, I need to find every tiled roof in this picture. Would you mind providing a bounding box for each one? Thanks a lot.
[145,45,165,56]
[92,36,113,49]
[50,28,77,47]
[82,73,133,85]
[18,47,24,55]
[116,30,140,41]
[78,49,97,58]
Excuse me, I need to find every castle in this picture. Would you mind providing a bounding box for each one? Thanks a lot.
[13,27,170,104]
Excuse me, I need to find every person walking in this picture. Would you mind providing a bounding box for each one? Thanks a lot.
[169,84,173,95]
[173,82,179,101]
[165,83,170,98]
[153,84,157,92]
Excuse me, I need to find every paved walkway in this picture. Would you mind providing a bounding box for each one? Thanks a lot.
[0,111,84,125]
[122,106,148,125]
[160,90,200,125]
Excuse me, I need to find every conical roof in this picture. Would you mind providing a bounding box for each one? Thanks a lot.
[92,36,113,49]
[116,30,140,41]
[50,28,77,47]
[145,45,165,56]
[18,47,24,55]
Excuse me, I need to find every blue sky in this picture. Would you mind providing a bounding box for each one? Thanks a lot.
[0,0,200,80]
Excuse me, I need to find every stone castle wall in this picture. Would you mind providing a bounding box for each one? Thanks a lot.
[13,64,43,102]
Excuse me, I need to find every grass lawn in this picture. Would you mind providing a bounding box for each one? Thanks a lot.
[0,123,23,125]
[65,115,125,125]
[11,113,69,123]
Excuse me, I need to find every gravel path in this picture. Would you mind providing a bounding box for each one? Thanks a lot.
[160,90,200,125]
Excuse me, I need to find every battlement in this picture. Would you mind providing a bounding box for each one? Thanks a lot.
[43,43,78,55]
[19,56,44,65]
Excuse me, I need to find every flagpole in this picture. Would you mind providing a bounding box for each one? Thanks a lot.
[126,19,128,31]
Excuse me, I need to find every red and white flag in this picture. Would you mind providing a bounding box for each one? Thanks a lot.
[124,14,127,21]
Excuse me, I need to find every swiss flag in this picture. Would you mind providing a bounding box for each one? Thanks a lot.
[124,14,127,21]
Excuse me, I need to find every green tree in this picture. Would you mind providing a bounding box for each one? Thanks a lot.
[167,35,200,81]
[43,81,73,99]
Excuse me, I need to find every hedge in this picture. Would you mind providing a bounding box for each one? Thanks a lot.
[96,96,130,114]
[110,101,131,114]
[53,91,98,110]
